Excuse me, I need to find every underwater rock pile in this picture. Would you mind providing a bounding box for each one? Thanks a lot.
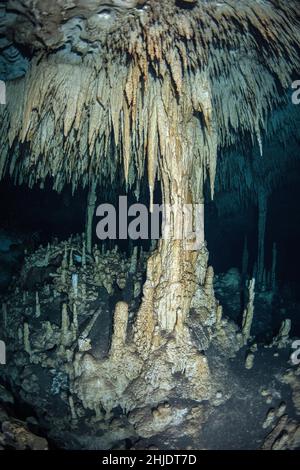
[0,237,243,447]
[0,237,299,448]
[0,403,48,450]
[261,401,300,450]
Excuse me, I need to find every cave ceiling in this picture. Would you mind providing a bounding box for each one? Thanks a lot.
[0,0,299,200]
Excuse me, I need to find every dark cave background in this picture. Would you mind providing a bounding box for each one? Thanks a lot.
[206,173,300,286]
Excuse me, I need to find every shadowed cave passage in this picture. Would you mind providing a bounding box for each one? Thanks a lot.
[0,176,162,251]
[0,173,162,304]
[0,0,300,452]
[1,161,300,314]
[207,169,300,343]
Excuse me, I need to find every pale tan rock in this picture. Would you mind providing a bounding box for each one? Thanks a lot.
[245,353,255,370]
[110,302,129,358]
[281,367,300,415]
[262,415,288,450]
[272,431,289,450]
[262,408,276,429]
[242,278,255,344]
[277,402,287,418]
[270,319,292,349]
[1,420,48,450]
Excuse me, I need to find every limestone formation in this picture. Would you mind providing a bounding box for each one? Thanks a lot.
[271,319,292,349]
[0,0,299,451]
[242,278,255,344]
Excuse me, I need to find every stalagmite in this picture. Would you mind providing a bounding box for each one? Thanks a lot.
[79,310,101,345]
[69,396,77,421]
[61,304,70,347]
[72,273,78,298]
[23,323,31,355]
[204,267,215,298]
[110,302,129,358]
[69,248,73,268]
[82,240,86,268]
[73,303,78,332]
[81,274,86,299]
[35,292,41,318]
[61,248,68,284]
[94,247,100,266]
[216,304,223,328]
[45,243,50,265]
[245,352,255,370]
[130,246,138,274]
[242,278,255,344]
[273,319,292,349]
[18,327,23,345]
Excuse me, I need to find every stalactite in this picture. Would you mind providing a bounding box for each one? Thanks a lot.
[0,1,298,196]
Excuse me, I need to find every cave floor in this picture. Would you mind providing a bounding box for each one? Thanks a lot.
[131,346,299,450]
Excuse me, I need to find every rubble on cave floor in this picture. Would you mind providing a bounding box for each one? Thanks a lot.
[1,335,299,450]
[0,239,299,450]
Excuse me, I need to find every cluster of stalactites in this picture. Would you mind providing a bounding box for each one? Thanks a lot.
[0,0,299,199]
[0,59,215,202]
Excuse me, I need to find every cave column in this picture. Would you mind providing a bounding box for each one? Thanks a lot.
[133,89,209,353]
[271,242,277,291]
[257,188,268,289]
